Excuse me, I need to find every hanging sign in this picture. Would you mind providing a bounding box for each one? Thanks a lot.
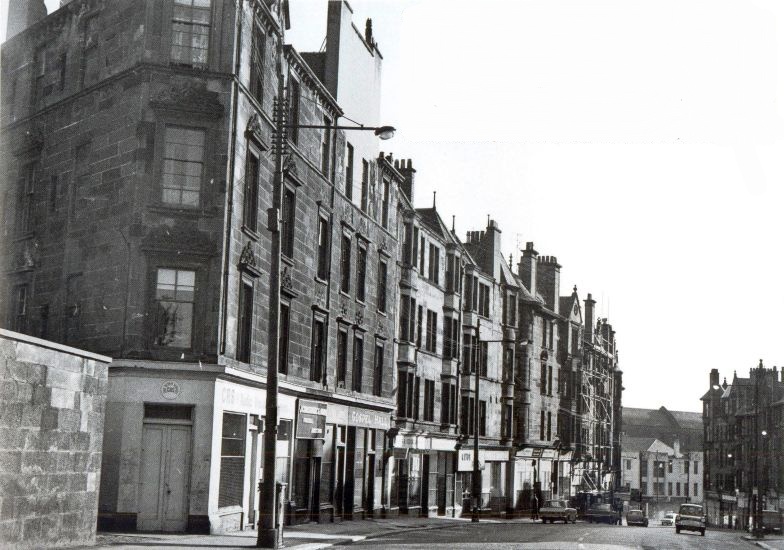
[296,400,327,439]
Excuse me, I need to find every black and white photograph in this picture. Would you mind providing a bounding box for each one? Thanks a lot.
[0,1,783,549]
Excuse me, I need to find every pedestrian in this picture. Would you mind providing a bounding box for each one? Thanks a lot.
[532,494,539,520]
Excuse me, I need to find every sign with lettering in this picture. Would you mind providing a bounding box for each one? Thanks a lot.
[296,400,327,439]
[458,449,484,471]
[347,407,390,430]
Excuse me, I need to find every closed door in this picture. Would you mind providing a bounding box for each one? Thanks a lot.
[365,454,375,513]
[138,423,191,531]
[335,447,345,517]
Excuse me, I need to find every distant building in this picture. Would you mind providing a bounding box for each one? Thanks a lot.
[620,406,704,516]
[701,364,784,529]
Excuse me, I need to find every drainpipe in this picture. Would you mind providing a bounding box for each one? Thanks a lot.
[218,0,244,355]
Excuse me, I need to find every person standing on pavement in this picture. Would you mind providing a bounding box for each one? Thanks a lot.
[532,494,539,520]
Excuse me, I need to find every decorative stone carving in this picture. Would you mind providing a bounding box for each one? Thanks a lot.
[354,309,364,327]
[151,81,224,117]
[339,300,349,319]
[376,320,385,337]
[245,113,267,149]
[15,238,39,270]
[239,242,261,277]
[281,266,294,292]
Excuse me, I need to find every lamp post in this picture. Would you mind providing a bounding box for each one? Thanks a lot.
[257,21,395,548]
[752,360,764,539]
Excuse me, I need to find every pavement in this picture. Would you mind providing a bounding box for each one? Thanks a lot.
[85,516,784,550]
[88,515,491,549]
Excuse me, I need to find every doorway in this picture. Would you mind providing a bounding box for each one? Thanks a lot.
[336,446,345,519]
[421,454,430,516]
[138,422,192,531]
[365,454,375,514]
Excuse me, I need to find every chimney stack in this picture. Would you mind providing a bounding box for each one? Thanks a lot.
[518,242,538,294]
[6,0,47,40]
[479,219,502,280]
[395,159,416,202]
[536,255,561,313]
[584,293,596,341]
[709,368,719,390]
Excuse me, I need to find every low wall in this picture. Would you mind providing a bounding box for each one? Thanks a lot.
[0,329,111,549]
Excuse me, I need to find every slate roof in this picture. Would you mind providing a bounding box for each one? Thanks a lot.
[622,406,703,451]
[623,437,656,452]
[415,207,453,243]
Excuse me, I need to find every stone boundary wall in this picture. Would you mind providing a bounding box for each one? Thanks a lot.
[0,329,111,549]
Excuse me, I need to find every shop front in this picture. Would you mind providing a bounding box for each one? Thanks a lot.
[287,400,391,524]
[392,433,459,517]
[455,448,510,517]
[513,447,558,516]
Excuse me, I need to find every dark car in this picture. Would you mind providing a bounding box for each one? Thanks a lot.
[626,509,648,527]
[763,509,783,534]
[675,503,706,536]
[585,503,621,525]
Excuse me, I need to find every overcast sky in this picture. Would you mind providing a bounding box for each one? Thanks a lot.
[4,0,784,412]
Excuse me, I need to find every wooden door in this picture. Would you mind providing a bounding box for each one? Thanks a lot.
[138,423,191,531]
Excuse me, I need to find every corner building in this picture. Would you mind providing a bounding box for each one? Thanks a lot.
[1,0,402,534]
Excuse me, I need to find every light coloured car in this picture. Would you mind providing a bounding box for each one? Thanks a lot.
[661,512,677,526]
[539,499,577,524]
[675,503,706,536]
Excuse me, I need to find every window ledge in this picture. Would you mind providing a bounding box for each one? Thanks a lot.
[241,225,260,241]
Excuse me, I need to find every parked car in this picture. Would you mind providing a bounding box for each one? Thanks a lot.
[540,500,577,524]
[763,509,783,534]
[585,503,621,524]
[675,503,706,536]
[626,509,648,527]
[661,512,677,526]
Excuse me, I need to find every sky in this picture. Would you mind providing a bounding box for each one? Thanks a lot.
[3,0,784,412]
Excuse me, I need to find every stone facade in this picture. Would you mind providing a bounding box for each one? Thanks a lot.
[0,329,110,549]
[701,364,784,529]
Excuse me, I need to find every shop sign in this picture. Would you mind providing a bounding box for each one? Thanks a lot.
[532,448,543,458]
[458,449,483,471]
[296,400,327,439]
[347,407,390,430]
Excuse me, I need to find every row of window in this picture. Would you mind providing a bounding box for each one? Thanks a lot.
[639,459,699,476]
[401,222,447,287]
[641,481,699,498]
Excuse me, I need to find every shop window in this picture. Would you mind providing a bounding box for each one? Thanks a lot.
[236,276,254,363]
[407,452,421,508]
[219,412,246,507]
[276,419,292,490]
[154,268,196,349]
[171,0,211,67]
[162,125,205,207]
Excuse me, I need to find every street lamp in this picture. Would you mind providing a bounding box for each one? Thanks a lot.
[257,23,396,549]
[752,360,765,539]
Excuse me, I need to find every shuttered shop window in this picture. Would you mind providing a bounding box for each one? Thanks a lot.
[219,413,246,507]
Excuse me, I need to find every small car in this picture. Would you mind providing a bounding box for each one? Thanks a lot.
[539,499,577,524]
[585,503,621,524]
[762,509,783,534]
[626,509,648,527]
[675,503,706,536]
[661,512,677,526]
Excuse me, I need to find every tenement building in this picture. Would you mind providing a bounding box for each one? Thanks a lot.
[702,364,784,529]
[0,0,627,535]
[1,0,402,533]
